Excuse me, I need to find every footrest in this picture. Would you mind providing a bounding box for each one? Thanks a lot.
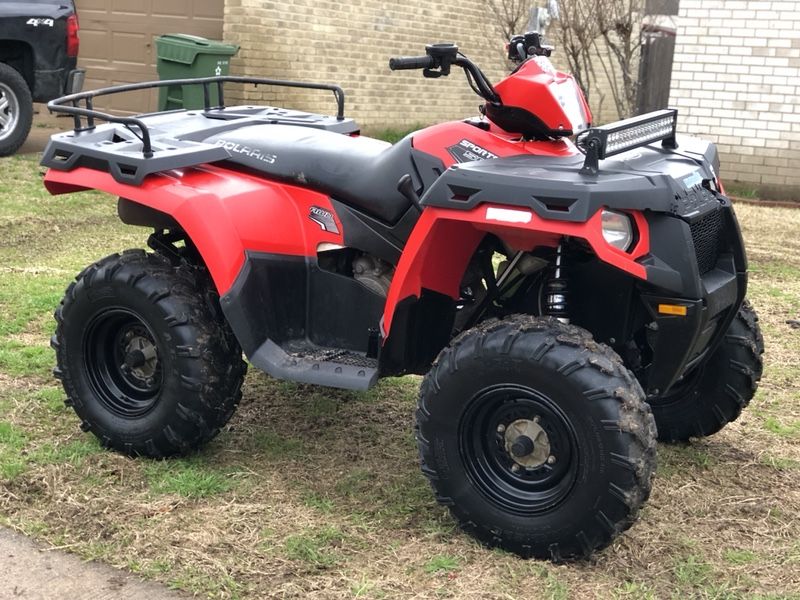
[250,339,379,390]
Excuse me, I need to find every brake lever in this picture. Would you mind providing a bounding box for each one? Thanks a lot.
[423,68,444,78]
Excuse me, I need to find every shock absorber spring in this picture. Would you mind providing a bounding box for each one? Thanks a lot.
[544,244,570,323]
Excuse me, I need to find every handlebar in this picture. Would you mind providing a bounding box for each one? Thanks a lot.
[389,56,435,71]
[388,46,501,104]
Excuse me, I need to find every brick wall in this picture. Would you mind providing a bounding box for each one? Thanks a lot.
[669,0,800,197]
[222,0,512,132]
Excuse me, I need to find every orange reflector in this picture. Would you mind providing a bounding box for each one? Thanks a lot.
[658,304,688,316]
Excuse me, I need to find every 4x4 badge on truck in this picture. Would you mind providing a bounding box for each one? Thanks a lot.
[26,18,54,27]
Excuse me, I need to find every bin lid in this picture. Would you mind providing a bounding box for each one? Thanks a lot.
[156,33,239,64]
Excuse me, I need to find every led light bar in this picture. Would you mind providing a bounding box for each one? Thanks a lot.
[578,109,678,174]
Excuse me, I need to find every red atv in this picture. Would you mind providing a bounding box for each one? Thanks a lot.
[44,34,763,560]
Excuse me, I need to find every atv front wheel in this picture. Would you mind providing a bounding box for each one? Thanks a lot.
[648,300,764,442]
[416,316,657,560]
[52,250,247,457]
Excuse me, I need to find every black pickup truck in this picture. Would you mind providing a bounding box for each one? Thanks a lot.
[0,0,84,155]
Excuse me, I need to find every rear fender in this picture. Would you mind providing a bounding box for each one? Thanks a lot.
[381,204,649,338]
[44,165,342,294]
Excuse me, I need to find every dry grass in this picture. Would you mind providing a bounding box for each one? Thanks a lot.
[0,154,799,599]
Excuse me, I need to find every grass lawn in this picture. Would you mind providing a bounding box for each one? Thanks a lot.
[1,153,799,599]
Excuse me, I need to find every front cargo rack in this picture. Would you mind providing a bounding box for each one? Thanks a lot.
[43,76,353,184]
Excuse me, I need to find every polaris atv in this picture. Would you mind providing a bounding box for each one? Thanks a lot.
[44,33,763,560]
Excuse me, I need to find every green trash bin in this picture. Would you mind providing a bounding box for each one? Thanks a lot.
[155,34,239,111]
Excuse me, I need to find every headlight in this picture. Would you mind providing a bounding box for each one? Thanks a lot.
[601,209,634,251]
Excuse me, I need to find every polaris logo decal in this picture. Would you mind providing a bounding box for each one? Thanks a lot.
[215,140,277,164]
[447,139,499,163]
[309,206,340,234]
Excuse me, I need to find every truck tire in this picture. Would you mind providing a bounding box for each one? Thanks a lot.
[648,301,764,442]
[0,63,33,156]
[416,315,657,560]
[52,250,247,457]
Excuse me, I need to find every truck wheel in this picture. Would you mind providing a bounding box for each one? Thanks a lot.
[648,301,764,443]
[0,63,33,156]
[416,315,657,560]
[52,250,247,457]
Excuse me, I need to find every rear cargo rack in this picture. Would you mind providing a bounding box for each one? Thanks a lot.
[48,76,347,158]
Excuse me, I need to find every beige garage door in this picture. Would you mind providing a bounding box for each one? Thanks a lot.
[76,0,224,112]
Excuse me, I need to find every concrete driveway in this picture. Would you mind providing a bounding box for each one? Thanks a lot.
[0,527,188,600]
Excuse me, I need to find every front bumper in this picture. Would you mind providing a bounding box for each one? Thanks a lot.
[639,196,747,395]
[641,268,745,396]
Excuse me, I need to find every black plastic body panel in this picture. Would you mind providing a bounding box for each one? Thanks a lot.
[307,266,384,351]
[221,251,385,355]
[568,257,642,349]
[220,253,308,357]
[640,212,700,296]
[420,135,720,223]
[484,103,572,140]
[642,197,746,298]
[117,197,177,230]
[411,147,447,190]
[220,252,385,389]
[379,290,456,376]
[333,201,420,265]
[639,266,745,395]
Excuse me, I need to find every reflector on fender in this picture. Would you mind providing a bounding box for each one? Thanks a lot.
[577,109,678,174]
[658,304,688,316]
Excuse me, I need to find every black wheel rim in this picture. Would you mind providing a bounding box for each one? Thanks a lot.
[84,308,164,418]
[459,384,579,516]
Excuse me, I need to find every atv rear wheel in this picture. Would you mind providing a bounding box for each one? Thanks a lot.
[416,315,657,560]
[648,300,764,443]
[53,250,247,457]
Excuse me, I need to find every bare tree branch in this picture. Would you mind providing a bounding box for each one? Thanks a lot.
[550,0,601,103]
[594,0,644,118]
[485,0,530,42]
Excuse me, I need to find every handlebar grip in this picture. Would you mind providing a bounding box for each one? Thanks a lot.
[389,56,435,71]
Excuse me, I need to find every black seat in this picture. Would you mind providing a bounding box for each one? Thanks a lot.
[206,124,415,222]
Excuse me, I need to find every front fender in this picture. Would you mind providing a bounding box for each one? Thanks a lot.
[381,204,649,338]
